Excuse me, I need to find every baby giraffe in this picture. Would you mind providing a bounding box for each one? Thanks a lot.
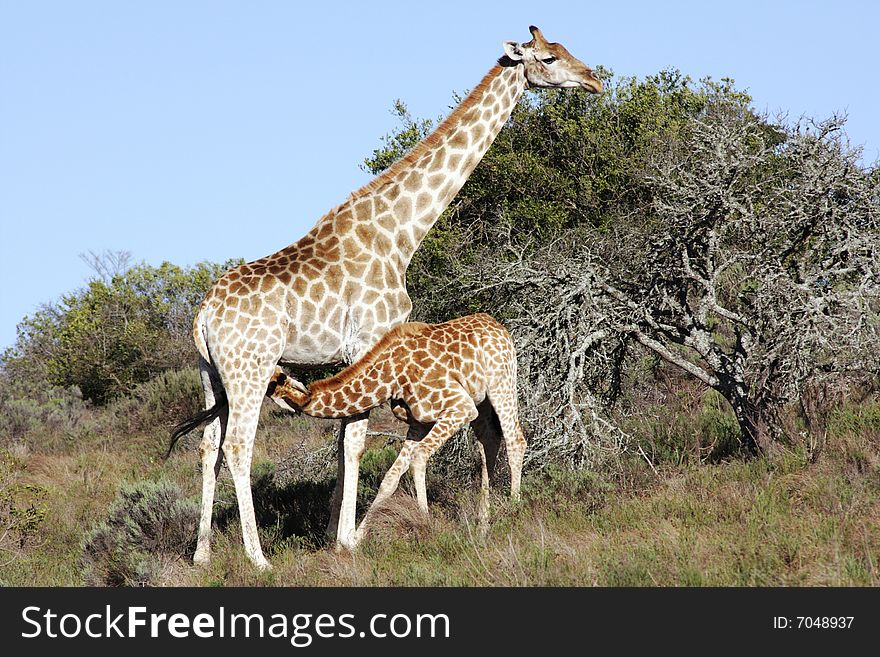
[268,313,526,546]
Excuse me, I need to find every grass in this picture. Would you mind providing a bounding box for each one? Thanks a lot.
[1,382,878,586]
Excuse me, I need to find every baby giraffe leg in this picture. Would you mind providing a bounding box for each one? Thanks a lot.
[352,439,419,546]
[354,407,474,546]
[405,422,432,514]
[471,404,502,529]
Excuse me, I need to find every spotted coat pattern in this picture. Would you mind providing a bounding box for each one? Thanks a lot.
[270,313,527,544]
[187,26,602,568]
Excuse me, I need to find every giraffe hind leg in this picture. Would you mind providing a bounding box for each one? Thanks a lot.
[194,357,226,566]
[487,385,526,502]
[221,380,272,570]
[471,399,503,528]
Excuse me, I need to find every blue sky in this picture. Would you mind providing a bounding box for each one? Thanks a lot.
[2,1,878,352]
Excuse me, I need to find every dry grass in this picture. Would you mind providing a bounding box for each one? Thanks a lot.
[1,389,878,587]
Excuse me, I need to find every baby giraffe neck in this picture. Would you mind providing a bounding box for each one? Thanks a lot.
[305,370,394,419]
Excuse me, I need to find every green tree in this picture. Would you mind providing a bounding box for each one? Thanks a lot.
[365,69,759,323]
[2,256,240,404]
[363,68,878,459]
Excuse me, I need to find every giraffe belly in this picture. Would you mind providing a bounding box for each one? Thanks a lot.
[279,285,411,367]
[278,332,346,367]
[277,317,377,366]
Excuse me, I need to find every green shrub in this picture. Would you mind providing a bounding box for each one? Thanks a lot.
[0,450,48,570]
[698,391,743,462]
[80,479,198,586]
[639,389,744,465]
[108,367,202,436]
[3,258,240,404]
[359,446,400,500]
[521,463,607,514]
[0,384,97,449]
[827,402,880,439]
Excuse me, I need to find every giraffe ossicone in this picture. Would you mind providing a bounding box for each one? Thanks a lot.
[170,25,602,568]
[270,313,527,548]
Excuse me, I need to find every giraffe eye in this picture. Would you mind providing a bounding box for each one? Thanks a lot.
[542,56,557,64]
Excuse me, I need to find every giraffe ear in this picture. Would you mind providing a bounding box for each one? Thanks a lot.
[290,379,308,395]
[502,41,523,61]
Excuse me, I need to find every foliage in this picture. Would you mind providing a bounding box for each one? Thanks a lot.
[80,480,198,586]
[0,449,48,568]
[366,68,879,459]
[0,380,95,446]
[369,70,757,323]
[594,110,879,452]
[108,367,203,436]
[362,100,436,176]
[2,256,240,404]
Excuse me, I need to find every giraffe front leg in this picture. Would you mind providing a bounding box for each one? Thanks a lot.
[353,411,473,547]
[333,413,369,551]
[411,447,429,515]
[405,421,431,515]
[325,426,345,542]
[353,440,419,546]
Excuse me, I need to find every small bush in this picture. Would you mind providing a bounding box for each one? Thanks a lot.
[827,402,880,439]
[0,384,97,449]
[80,480,198,586]
[0,449,49,568]
[521,463,608,514]
[697,391,742,462]
[637,389,744,465]
[358,446,401,500]
[108,368,202,437]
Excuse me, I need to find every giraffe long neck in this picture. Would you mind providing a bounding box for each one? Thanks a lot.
[331,61,527,271]
[391,64,526,268]
[303,355,396,419]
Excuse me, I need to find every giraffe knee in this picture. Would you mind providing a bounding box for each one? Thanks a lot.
[222,440,246,462]
[391,403,410,423]
[199,431,220,459]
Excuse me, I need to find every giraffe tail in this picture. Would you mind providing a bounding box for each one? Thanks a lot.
[165,390,228,460]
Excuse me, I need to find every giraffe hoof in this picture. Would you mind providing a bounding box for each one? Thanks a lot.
[335,530,360,553]
[193,549,211,566]
[252,556,272,571]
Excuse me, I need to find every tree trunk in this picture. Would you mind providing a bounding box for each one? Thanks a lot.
[719,388,775,456]
[729,398,760,455]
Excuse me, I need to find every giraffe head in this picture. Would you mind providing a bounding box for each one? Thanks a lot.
[503,25,603,93]
[268,370,311,411]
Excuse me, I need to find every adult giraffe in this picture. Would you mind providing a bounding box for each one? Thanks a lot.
[176,26,602,568]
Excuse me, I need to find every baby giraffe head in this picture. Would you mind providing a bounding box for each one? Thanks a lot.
[267,370,311,412]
